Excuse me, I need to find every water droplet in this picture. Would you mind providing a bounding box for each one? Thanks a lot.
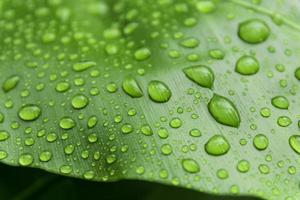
[258,164,269,174]
[18,153,34,166]
[134,47,151,61]
[289,135,300,154]
[169,117,182,128]
[59,117,76,130]
[106,154,117,164]
[238,19,270,44]
[73,61,96,72]
[260,107,271,118]
[83,171,95,180]
[205,135,230,156]
[189,128,202,137]
[18,105,41,121]
[196,1,216,13]
[39,151,52,162]
[60,165,73,174]
[217,169,229,179]
[0,131,9,141]
[122,77,143,98]
[158,128,169,139]
[277,116,292,127]
[237,160,250,173]
[121,123,133,134]
[253,134,269,150]
[136,166,145,175]
[106,82,118,93]
[209,49,225,59]
[64,144,75,155]
[0,150,8,160]
[208,94,240,127]
[271,96,289,109]
[235,56,260,75]
[140,125,153,136]
[180,37,199,48]
[148,81,172,103]
[55,82,70,92]
[183,65,214,89]
[182,158,200,173]
[2,75,20,92]
[71,94,89,109]
[161,144,173,155]
[87,116,98,128]
[294,67,300,81]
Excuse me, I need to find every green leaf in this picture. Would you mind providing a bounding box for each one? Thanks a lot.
[0,0,300,199]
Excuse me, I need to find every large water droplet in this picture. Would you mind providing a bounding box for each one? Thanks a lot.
[122,77,143,98]
[0,131,9,141]
[238,19,270,44]
[205,135,230,156]
[18,153,34,166]
[18,105,41,121]
[2,75,20,92]
[73,61,96,72]
[271,96,289,109]
[59,117,76,130]
[235,56,260,75]
[148,81,172,103]
[182,158,200,173]
[289,135,300,154]
[208,94,240,127]
[183,65,214,89]
[277,116,292,127]
[71,94,89,109]
[253,134,269,150]
[134,48,151,61]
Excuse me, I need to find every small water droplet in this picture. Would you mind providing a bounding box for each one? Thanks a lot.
[121,123,133,134]
[271,96,289,109]
[238,19,270,44]
[39,151,52,162]
[183,65,214,89]
[59,117,76,130]
[18,105,41,121]
[71,94,89,109]
[148,81,172,103]
[182,158,200,173]
[140,125,153,136]
[2,75,20,92]
[277,116,292,127]
[208,94,240,127]
[289,135,300,154]
[73,61,96,72]
[161,144,173,155]
[169,117,182,128]
[0,131,9,141]
[18,153,34,166]
[189,128,202,137]
[134,47,151,61]
[253,134,269,150]
[237,160,250,173]
[122,77,143,98]
[235,56,260,75]
[205,135,230,156]
[60,165,73,174]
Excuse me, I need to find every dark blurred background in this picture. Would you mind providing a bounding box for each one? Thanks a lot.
[0,163,264,200]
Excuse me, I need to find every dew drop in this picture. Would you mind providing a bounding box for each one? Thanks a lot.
[235,56,260,75]
[237,160,250,173]
[277,116,292,127]
[294,67,300,81]
[55,82,70,92]
[87,116,98,128]
[271,96,289,109]
[196,1,216,13]
[134,47,151,61]
[238,19,270,44]
[183,65,214,89]
[121,123,133,134]
[106,82,118,93]
[0,150,8,160]
[253,134,269,150]
[169,117,182,128]
[161,144,173,155]
[0,131,9,141]
[189,128,202,137]
[18,105,41,121]
[60,165,73,174]
[2,75,20,92]
[208,94,240,127]
[122,77,143,98]
[71,94,89,109]
[39,151,52,162]
[59,117,76,130]
[73,61,96,72]
[18,153,34,166]
[182,158,200,173]
[289,135,300,154]
[205,135,230,156]
[140,125,153,136]
[148,81,172,103]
